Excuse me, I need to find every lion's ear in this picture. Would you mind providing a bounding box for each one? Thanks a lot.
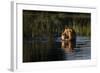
[70,29,73,32]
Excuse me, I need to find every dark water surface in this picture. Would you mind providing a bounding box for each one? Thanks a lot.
[23,36,91,62]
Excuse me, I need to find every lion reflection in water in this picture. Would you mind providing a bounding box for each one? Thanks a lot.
[61,27,76,53]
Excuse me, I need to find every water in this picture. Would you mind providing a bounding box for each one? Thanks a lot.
[23,36,91,62]
[65,36,91,60]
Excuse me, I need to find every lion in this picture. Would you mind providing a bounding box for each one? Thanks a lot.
[61,27,76,53]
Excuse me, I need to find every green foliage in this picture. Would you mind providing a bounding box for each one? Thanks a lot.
[23,10,91,38]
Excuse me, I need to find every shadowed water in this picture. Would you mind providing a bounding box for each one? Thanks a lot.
[23,36,91,62]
